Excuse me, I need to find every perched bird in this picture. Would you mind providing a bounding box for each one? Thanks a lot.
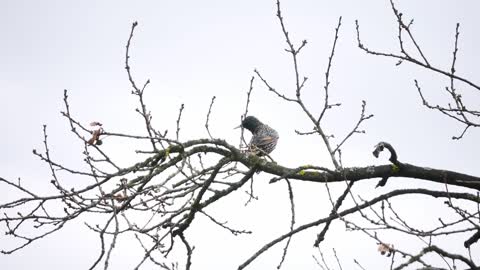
[240,116,279,156]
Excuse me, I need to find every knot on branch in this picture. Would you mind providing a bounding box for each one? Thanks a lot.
[373,142,399,165]
[373,142,400,188]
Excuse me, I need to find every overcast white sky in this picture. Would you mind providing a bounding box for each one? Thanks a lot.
[1,0,479,269]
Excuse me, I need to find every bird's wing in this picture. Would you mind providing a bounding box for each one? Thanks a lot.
[251,135,276,147]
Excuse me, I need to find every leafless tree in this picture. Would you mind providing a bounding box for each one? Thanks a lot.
[1,1,479,269]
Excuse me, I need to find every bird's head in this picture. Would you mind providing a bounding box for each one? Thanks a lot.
[240,116,263,133]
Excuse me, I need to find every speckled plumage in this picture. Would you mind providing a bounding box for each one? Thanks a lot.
[241,116,279,156]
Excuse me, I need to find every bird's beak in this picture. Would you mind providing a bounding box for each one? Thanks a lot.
[234,125,241,130]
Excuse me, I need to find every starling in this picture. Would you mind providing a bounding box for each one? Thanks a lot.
[240,116,279,156]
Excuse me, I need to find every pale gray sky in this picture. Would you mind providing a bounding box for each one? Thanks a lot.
[1,0,479,269]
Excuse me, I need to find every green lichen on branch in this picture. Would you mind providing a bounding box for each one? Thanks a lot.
[391,164,400,174]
